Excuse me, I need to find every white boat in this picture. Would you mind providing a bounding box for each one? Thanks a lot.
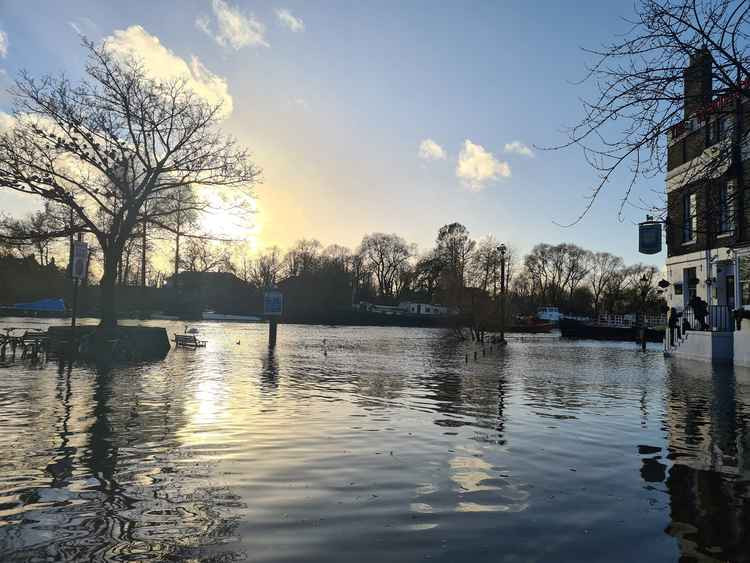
[202,311,263,322]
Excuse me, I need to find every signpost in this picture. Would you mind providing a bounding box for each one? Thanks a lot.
[70,239,89,355]
[264,289,283,348]
[639,220,663,255]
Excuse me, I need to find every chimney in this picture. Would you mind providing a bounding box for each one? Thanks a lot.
[683,48,712,119]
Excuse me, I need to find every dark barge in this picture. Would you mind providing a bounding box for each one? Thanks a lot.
[559,318,665,343]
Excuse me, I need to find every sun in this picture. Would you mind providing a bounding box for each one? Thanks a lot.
[199,191,261,255]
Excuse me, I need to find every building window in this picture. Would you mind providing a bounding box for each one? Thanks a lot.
[682,192,697,242]
[685,267,698,303]
[718,181,735,235]
[707,116,729,146]
[740,256,750,307]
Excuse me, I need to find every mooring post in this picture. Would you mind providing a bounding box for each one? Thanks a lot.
[263,288,283,349]
[70,235,88,359]
[269,320,278,349]
[70,277,79,356]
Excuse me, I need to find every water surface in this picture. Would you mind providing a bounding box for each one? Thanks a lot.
[0,319,748,561]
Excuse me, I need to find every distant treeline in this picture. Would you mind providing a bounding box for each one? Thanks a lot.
[1,221,665,319]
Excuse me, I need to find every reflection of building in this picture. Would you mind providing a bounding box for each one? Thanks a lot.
[658,362,750,560]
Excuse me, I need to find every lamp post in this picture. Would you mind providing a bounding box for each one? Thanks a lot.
[638,274,650,352]
[497,244,507,345]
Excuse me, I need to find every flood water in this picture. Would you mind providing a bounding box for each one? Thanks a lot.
[0,319,748,562]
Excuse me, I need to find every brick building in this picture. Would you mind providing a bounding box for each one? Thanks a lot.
[665,49,747,317]
[664,49,750,364]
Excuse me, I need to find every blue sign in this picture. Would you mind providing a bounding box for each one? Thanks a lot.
[263,290,283,316]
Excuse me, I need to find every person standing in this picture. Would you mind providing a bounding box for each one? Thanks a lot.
[668,307,680,347]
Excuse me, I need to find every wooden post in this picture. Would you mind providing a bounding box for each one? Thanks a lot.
[269,319,278,348]
[70,278,79,356]
[70,233,84,358]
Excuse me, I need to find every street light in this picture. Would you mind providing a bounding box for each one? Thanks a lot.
[638,274,650,352]
[497,244,507,344]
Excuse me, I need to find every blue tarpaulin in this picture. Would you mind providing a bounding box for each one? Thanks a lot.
[12,298,66,312]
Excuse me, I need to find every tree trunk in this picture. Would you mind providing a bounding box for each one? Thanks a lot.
[141,216,147,288]
[99,250,120,328]
[174,204,181,278]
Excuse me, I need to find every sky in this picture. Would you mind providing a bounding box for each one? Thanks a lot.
[0,0,664,266]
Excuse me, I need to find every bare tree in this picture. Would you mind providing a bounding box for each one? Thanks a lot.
[284,239,322,278]
[250,246,284,289]
[180,239,233,273]
[588,252,626,316]
[412,251,444,301]
[148,183,202,278]
[559,0,750,229]
[322,244,353,271]
[469,235,516,297]
[358,233,414,299]
[0,40,259,327]
[435,222,475,306]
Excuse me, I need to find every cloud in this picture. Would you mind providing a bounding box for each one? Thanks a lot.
[197,0,269,49]
[276,9,305,32]
[105,26,233,116]
[0,111,14,131]
[456,140,510,191]
[418,138,446,160]
[504,140,534,158]
[0,30,8,58]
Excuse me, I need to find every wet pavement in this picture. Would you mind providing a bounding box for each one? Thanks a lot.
[0,319,748,562]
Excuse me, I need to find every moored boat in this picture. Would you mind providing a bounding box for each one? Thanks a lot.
[559,318,664,343]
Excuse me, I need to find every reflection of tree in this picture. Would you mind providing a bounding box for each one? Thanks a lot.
[3,361,246,561]
[44,360,76,488]
[422,333,508,444]
[658,362,750,561]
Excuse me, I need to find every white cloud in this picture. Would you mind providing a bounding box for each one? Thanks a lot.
[195,14,212,36]
[197,0,269,50]
[0,111,14,131]
[456,140,510,191]
[504,140,534,158]
[106,26,233,116]
[418,138,446,160]
[0,30,8,58]
[276,9,305,32]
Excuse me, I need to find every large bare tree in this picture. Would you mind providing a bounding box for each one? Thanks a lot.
[561,0,750,231]
[0,40,260,327]
[358,233,414,299]
[588,252,626,317]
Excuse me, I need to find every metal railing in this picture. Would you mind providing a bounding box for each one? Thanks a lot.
[679,305,734,332]
[597,313,667,328]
